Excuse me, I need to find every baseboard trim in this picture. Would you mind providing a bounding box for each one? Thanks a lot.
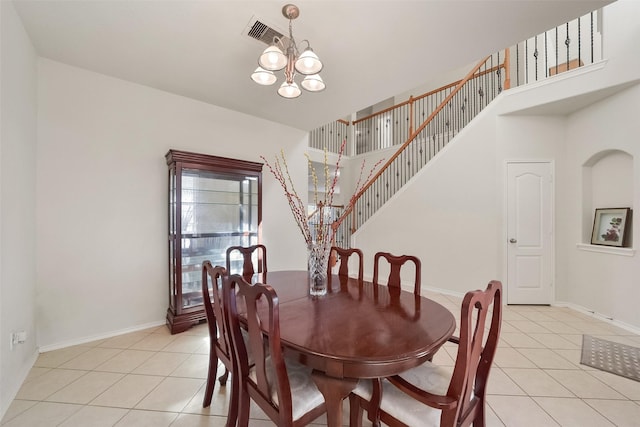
[422,285,466,299]
[421,288,640,335]
[553,301,640,335]
[38,319,166,353]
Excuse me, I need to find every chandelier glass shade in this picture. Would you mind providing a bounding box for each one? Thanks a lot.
[258,45,287,71]
[251,67,277,85]
[250,4,325,99]
[278,81,301,98]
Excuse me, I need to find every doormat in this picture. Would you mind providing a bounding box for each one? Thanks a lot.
[580,334,640,382]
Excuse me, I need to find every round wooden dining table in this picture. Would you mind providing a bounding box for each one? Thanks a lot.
[252,270,456,427]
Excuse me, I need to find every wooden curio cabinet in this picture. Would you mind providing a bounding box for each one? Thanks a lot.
[166,150,262,334]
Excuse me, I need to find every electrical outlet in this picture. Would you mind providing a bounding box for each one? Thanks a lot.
[15,331,27,344]
[10,331,27,350]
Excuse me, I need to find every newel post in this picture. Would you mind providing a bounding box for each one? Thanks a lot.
[503,48,511,90]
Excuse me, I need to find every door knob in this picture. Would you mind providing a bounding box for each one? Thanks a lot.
[509,238,517,243]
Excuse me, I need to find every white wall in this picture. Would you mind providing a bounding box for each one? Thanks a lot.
[511,0,640,328]
[562,85,640,328]
[589,151,633,209]
[0,0,39,415]
[36,59,310,349]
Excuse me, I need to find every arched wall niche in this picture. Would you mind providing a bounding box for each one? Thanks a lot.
[581,149,634,246]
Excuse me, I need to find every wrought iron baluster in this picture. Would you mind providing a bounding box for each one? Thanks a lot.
[491,54,495,98]
[525,39,529,84]
[326,122,330,151]
[333,122,337,153]
[373,180,378,212]
[578,17,582,71]
[367,119,377,151]
[397,107,402,146]
[590,12,594,63]
[565,22,570,70]
[399,154,403,190]
[555,27,559,76]
[452,92,457,137]
[394,157,399,194]
[544,31,548,78]
[330,121,335,152]
[534,35,539,81]
[470,75,475,122]
[392,109,397,149]
[496,51,501,94]
[363,121,369,155]
[516,43,520,86]
[402,104,408,144]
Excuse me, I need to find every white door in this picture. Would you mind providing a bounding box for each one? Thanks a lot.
[506,162,553,304]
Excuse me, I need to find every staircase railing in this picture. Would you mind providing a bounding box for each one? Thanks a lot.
[311,9,601,246]
[352,56,509,157]
[335,52,509,241]
[311,10,599,156]
[309,119,350,154]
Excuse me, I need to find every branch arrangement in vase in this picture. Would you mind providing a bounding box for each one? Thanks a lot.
[261,139,383,247]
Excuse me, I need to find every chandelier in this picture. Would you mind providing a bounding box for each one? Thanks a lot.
[251,4,325,99]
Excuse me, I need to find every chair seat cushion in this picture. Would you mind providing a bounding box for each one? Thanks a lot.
[249,357,325,421]
[352,362,452,427]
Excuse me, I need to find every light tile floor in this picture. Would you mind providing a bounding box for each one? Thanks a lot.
[3,291,640,426]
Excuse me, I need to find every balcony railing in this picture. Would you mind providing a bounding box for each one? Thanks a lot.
[513,11,601,86]
[309,119,350,154]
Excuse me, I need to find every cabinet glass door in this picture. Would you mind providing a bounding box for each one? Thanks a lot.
[179,169,259,309]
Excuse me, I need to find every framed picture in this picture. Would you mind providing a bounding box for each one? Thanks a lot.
[591,208,632,247]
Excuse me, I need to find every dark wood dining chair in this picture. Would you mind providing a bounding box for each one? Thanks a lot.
[226,274,327,427]
[349,280,503,427]
[201,262,240,426]
[373,251,421,295]
[226,244,267,280]
[329,246,364,281]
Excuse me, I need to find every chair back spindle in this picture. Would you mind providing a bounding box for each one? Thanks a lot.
[329,246,364,282]
[373,252,421,295]
[226,244,267,280]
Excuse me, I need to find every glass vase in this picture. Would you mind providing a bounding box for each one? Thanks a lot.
[308,242,331,296]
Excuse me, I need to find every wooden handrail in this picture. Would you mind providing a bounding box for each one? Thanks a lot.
[336,119,350,126]
[308,203,345,220]
[351,63,504,126]
[351,99,414,126]
[342,55,494,227]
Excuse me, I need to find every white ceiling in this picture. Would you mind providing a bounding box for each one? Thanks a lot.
[13,0,612,131]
